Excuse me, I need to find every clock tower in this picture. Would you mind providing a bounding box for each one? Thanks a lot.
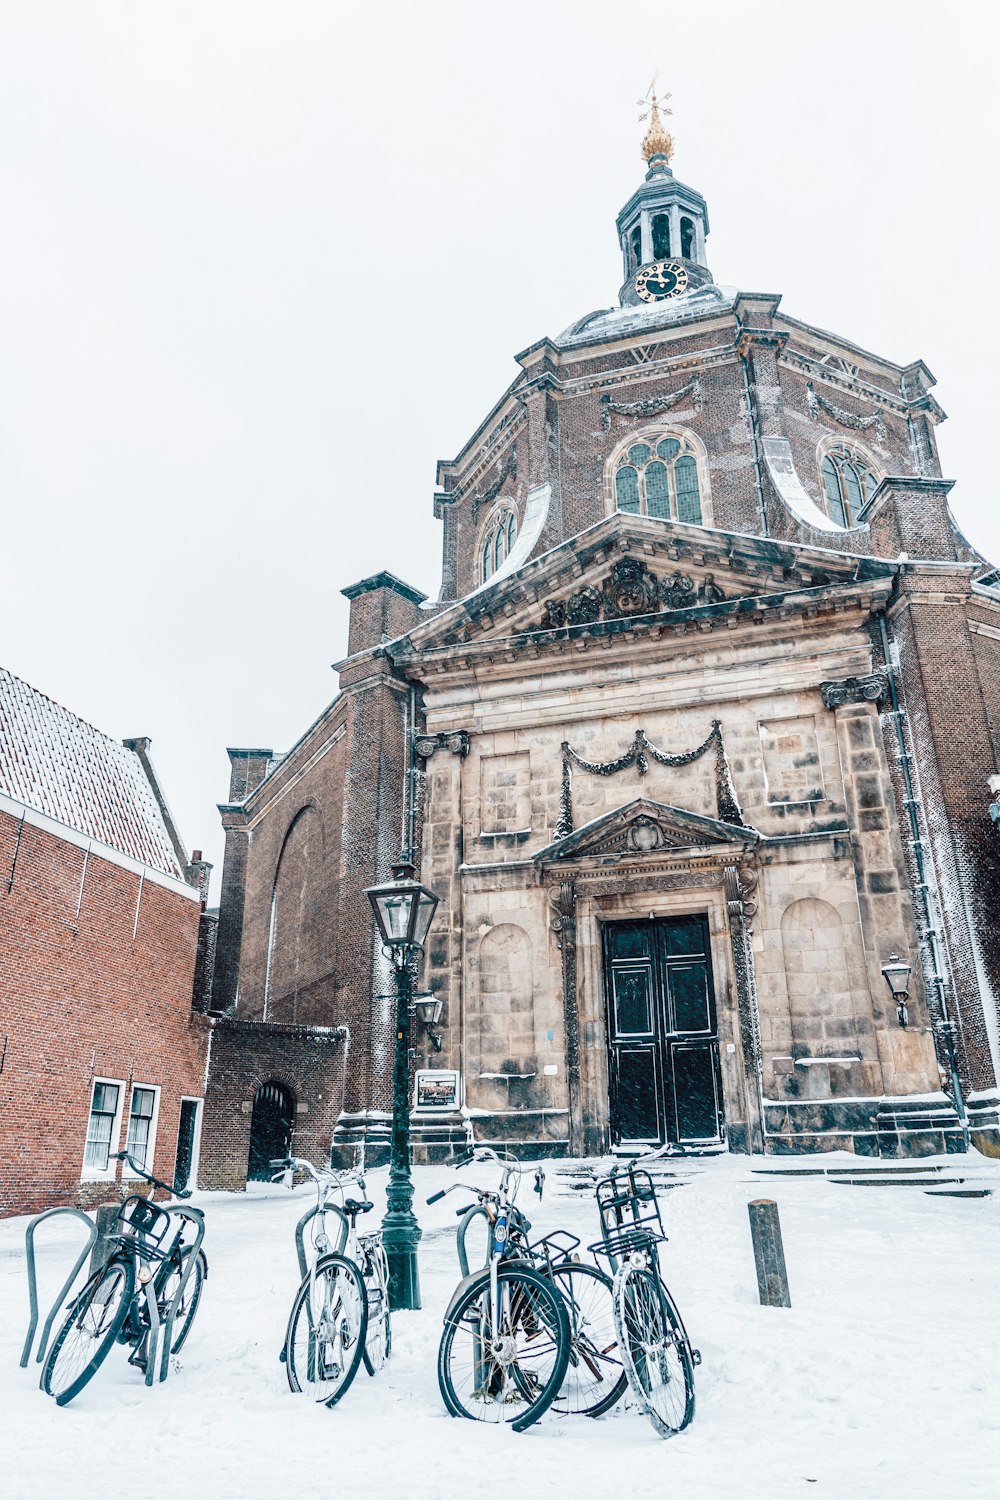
[617,93,712,306]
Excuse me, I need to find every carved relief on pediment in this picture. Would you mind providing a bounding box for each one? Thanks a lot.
[540,556,728,631]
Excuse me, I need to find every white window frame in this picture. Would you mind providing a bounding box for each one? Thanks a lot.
[175,1096,204,1192]
[122,1083,162,1179]
[81,1077,126,1182]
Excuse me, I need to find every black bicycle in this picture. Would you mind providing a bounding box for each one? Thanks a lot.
[591,1155,698,1437]
[41,1151,207,1406]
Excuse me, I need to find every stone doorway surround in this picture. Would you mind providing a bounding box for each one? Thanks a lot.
[534,798,762,1156]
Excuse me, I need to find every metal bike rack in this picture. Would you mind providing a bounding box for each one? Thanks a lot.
[456,1203,492,1278]
[151,1204,206,1385]
[21,1207,98,1372]
[294,1201,348,1280]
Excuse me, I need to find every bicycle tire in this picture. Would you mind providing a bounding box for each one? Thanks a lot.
[549,1262,627,1418]
[437,1263,571,1432]
[613,1262,695,1437]
[42,1258,135,1406]
[360,1238,391,1376]
[160,1248,207,1354]
[285,1252,368,1407]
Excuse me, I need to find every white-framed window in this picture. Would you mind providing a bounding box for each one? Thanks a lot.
[82,1078,126,1181]
[123,1084,161,1176]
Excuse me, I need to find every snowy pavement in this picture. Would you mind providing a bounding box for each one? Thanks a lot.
[3,1151,999,1500]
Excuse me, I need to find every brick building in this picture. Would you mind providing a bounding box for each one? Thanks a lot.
[203,102,1000,1178]
[0,668,211,1216]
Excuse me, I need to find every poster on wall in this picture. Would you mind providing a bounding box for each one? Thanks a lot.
[415,1069,460,1110]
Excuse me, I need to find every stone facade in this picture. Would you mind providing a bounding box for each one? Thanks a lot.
[203,129,1000,1179]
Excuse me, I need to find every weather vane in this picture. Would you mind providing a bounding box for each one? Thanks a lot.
[638,72,672,124]
[638,73,674,169]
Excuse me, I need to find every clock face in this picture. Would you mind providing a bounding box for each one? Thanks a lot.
[635,260,689,303]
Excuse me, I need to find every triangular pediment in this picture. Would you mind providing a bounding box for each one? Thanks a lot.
[388,513,896,663]
[533,797,759,866]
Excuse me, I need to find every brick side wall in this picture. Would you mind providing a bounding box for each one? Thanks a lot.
[0,809,207,1217]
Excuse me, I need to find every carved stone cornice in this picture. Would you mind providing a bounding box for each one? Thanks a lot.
[414,730,470,760]
[819,673,888,710]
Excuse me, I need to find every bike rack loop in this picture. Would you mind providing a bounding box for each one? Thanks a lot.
[456,1204,492,1279]
[154,1204,207,1385]
[21,1207,98,1370]
[294,1201,348,1281]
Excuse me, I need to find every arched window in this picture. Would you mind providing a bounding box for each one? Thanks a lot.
[629,225,642,271]
[480,505,518,584]
[611,432,708,526]
[819,445,880,527]
[652,213,671,259]
[680,216,694,259]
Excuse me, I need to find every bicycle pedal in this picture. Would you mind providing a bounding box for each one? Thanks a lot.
[692,1348,702,1366]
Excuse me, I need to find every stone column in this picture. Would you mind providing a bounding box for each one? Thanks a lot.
[669,204,681,260]
[724,862,764,1153]
[549,881,583,1153]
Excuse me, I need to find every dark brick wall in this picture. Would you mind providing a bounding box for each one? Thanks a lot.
[198,1017,348,1191]
[0,809,207,1217]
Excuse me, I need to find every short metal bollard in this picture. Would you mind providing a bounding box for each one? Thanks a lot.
[748,1198,791,1308]
[89,1204,120,1275]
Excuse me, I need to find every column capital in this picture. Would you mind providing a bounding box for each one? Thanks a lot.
[819,673,888,710]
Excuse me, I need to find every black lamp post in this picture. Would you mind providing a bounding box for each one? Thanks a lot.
[364,856,439,1311]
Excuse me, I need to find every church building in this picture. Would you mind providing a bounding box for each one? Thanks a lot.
[198,100,1000,1184]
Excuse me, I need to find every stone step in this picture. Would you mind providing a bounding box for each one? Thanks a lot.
[924,1188,992,1199]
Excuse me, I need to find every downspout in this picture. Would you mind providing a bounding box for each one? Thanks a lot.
[877,611,971,1151]
[739,348,770,539]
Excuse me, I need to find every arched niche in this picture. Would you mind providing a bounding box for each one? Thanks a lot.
[263,805,324,1025]
[779,897,860,1056]
[471,923,536,1084]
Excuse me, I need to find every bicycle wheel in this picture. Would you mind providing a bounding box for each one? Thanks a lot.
[285,1253,368,1407]
[437,1263,570,1432]
[614,1263,695,1437]
[549,1262,627,1417]
[42,1258,135,1406]
[160,1248,207,1354]
[360,1238,391,1376]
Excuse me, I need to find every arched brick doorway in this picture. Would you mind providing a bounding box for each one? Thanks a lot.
[247,1080,295,1181]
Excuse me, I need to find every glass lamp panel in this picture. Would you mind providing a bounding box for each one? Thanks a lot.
[656,438,680,461]
[674,456,702,524]
[627,443,652,465]
[822,457,847,527]
[380,890,414,944]
[843,463,863,522]
[615,466,641,513]
[644,460,671,518]
[411,887,440,948]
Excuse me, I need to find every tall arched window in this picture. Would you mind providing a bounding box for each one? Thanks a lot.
[819,445,880,527]
[611,432,708,526]
[680,217,694,258]
[480,505,518,584]
[652,213,671,258]
[629,226,642,272]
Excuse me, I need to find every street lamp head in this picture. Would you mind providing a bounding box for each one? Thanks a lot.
[412,991,444,1051]
[881,953,911,1027]
[365,857,440,954]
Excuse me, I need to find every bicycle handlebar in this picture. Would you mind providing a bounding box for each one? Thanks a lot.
[113,1151,190,1199]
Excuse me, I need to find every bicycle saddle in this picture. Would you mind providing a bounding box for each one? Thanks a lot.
[342,1198,374,1217]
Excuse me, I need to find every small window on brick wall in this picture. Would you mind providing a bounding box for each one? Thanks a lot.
[124,1085,160,1175]
[480,753,531,836]
[83,1079,125,1178]
[760,717,824,804]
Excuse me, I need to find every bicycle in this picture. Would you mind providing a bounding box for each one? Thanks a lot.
[429,1147,573,1431]
[41,1150,207,1406]
[274,1157,391,1406]
[590,1152,699,1438]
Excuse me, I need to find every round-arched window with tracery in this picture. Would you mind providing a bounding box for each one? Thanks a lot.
[611,432,706,526]
[819,444,880,528]
[480,505,518,584]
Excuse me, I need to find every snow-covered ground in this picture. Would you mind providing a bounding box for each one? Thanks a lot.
[3,1151,999,1500]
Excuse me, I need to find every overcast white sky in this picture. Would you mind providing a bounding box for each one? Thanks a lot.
[2,1,998,887]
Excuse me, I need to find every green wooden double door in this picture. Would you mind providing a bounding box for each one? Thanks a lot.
[603,915,723,1148]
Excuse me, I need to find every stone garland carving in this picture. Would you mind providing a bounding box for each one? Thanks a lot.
[554,720,746,839]
[541,556,727,631]
[413,730,470,760]
[724,863,764,1150]
[819,673,888,710]
[470,448,517,523]
[806,381,888,446]
[599,377,703,430]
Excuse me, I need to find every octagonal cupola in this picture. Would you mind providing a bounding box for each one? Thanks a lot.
[616,92,712,307]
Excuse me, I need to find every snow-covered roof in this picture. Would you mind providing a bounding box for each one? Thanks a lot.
[555,283,738,348]
[0,667,183,878]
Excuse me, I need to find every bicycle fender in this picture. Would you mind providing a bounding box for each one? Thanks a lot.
[441,1259,538,1326]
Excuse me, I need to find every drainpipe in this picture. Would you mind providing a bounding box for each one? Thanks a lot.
[877,612,971,1151]
[739,349,770,538]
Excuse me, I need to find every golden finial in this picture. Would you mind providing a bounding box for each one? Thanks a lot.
[638,75,674,171]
